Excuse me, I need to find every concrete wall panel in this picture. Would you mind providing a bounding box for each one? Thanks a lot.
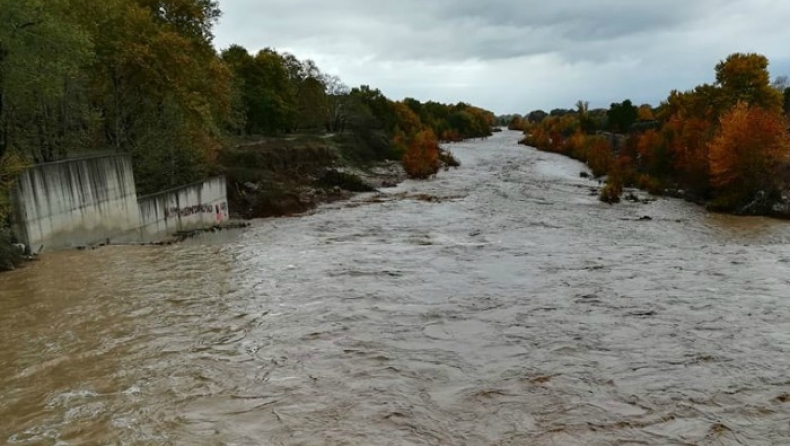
[12,156,229,250]
[137,176,228,243]
[13,156,141,251]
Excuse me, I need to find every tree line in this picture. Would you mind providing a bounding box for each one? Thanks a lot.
[515,53,790,212]
[0,0,496,231]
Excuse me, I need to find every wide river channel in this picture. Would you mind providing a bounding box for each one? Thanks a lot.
[2,130,790,445]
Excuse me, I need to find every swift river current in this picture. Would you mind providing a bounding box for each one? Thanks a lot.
[2,130,790,445]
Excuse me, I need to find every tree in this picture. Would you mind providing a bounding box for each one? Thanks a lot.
[322,74,349,132]
[577,100,596,134]
[0,0,94,161]
[278,53,330,131]
[607,100,638,133]
[392,102,421,136]
[772,75,789,92]
[664,115,714,193]
[222,46,296,135]
[550,108,572,117]
[527,110,547,123]
[637,104,654,121]
[783,87,790,116]
[715,53,782,112]
[708,102,790,204]
[0,150,28,226]
[402,129,439,178]
[349,85,397,132]
[297,76,328,131]
[508,116,524,131]
[69,0,232,192]
[635,129,669,176]
[135,0,221,43]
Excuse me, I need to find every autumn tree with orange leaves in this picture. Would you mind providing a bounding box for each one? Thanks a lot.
[708,102,790,208]
[518,52,790,214]
[402,129,440,179]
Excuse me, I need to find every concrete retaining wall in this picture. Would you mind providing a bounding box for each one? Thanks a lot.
[11,155,230,251]
[12,156,141,251]
[138,176,228,243]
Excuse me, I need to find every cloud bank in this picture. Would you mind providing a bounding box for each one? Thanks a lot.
[214,0,790,114]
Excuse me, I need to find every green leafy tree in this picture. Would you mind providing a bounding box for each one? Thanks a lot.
[607,100,638,133]
[221,46,295,135]
[0,0,94,161]
[69,0,232,192]
[715,53,782,112]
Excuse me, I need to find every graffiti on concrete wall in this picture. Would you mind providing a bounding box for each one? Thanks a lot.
[165,201,229,220]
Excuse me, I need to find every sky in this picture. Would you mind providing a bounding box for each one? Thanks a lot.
[212,0,790,115]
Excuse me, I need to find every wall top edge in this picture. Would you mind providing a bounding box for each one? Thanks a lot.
[136,176,227,202]
[27,154,131,169]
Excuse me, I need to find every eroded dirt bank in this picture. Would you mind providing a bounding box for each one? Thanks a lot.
[218,134,407,218]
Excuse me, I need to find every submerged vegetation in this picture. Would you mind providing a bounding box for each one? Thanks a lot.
[515,53,790,215]
[0,0,495,266]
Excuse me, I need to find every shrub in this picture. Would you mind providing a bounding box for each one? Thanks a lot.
[563,132,588,161]
[636,174,664,195]
[439,129,462,142]
[586,137,615,177]
[522,127,551,149]
[611,155,638,187]
[402,129,440,179]
[599,180,623,204]
[439,149,461,168]
[0,230,22,272]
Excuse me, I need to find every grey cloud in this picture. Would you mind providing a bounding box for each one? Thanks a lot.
[213,0,790,113]
[216,0,726,62]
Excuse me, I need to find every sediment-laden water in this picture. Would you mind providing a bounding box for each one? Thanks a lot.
[3,130,790,445]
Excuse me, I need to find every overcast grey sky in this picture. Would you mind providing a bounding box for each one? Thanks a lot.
[212,0,790,115]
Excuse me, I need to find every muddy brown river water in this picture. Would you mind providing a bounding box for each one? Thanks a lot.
[2,130,790,445]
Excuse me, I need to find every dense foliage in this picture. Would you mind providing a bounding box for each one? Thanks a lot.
[0,0,496,261]
[519,53,790,213]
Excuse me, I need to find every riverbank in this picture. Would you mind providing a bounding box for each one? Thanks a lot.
[219,133,468,219]
[519,136,790,219]
[218,134,404,219]
[0,131,471,272]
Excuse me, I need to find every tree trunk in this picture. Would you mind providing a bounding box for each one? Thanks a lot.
[0,45,7,159]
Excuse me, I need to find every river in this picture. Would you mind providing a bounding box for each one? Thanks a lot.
[2,130,790,445]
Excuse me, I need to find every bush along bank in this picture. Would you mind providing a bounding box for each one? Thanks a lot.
[0,230,24,272]
[516,53,790,217]
[219,131,468,219]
